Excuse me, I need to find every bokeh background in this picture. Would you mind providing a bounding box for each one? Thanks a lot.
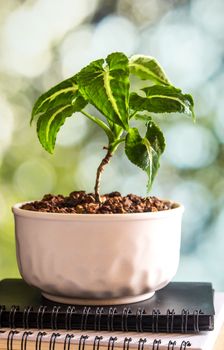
[0,0,224,289]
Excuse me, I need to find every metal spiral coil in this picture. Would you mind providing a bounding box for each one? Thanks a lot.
[21,331,33,350]
[49,332,61,350]
[35,331,47,350]
[63,333,74,350]
[23,306,33,329]
[9,306,19,329]
[107,307,117,331]
[94,307,104,331]
[3,330,193,350]
[51,306,61,330]
[65,306,76,330]
[81,307,91,331]
[36,306,47,330]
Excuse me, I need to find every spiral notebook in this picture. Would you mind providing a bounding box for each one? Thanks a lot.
[0,293,223,350]
[0,279,214,333]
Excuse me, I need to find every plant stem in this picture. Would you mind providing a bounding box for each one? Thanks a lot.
[94,148,113,202]
[81,110,114,142]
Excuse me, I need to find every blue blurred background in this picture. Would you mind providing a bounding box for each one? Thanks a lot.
[0,0,223,289]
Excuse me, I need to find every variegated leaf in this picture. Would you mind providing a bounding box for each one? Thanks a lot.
[130,85,195,118]
[129,54,170,85]
[77,52,130,130]
[31,77,79,123]
[125,121,165,190]
[36,95,86,153]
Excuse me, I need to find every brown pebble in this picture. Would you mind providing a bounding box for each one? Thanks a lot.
[107,191,121,197]
[151,206,158,212]
[75,205,85,214]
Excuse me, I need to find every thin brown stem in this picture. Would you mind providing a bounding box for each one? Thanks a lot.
[94,148,113,202]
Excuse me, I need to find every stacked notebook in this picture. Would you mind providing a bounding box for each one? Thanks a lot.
[0,279,223,350]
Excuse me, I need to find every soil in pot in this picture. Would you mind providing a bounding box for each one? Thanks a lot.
[21,191,176,214]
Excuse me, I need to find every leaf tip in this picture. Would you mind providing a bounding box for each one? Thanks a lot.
[43,142,54,154]
[191,107,196,123]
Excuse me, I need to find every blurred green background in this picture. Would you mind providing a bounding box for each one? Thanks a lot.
[0,0,224,289]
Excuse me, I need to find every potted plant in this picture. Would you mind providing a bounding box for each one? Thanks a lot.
[12,52,194,305]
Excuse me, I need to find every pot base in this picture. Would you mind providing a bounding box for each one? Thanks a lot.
[42,291,155,305]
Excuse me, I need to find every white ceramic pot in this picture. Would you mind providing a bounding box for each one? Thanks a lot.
[12,203,184,305]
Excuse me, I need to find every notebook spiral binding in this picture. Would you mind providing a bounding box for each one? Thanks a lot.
[37,306,47,329]
[2,330,192,350]
[51,307,61,330]
[64,333,74,350]
[23,306,33,329]
[0,305,203,333]
[65,307,76,331]
[108,307,117,331]
[152,309,161,332]
[9,306,19,329]
[94,307,104,331]
[36,331,47,350]
[21,331,33,350]
[166,309,175,333]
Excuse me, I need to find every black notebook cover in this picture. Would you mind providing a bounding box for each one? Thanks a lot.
[0,279,214,333]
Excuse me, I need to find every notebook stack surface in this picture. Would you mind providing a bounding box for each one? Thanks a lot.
[0,279,215,333]
[0,279,223,350]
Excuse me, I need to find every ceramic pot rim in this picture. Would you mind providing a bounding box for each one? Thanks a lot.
[12,201,184,221]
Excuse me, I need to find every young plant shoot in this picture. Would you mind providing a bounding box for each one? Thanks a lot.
[31,52,194,202]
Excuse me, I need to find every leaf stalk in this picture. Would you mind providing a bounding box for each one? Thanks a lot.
[81,110,114,142]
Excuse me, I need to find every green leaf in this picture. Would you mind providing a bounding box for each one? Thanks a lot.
[125,122,165,190]
[130,85,194,118]
[31,75,87,153]
[77,52,130,130]
[31,77,80,122]
[129,54,170,85]
[36,94,86,153]
[145,120,165,154]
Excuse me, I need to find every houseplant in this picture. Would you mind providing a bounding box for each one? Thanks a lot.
[12,52,194,304]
